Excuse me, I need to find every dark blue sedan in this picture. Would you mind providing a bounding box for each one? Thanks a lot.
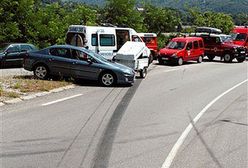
[0,43,37,68]
[24,45,135,86]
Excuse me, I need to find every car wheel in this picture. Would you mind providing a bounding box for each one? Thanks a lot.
[158,57,164,65]
[140,68,147,78]
[34,64,49,80]
[197,56,203,63]
[177,57,183,66]
[207,55,215,61]
[223,53,233,63]
[149,54,153,65]
[100,72,116,87]
[236,57,245,63]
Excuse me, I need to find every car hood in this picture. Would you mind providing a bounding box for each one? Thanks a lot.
[103,61,134,73]
[159,48,180,56]
[222,42,242,48]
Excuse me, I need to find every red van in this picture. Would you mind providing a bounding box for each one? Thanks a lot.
[158,37,204,65]
[138,33,158,62]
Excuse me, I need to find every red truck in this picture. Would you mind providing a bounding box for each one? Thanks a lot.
[231,26,248,57]
[138,33,158,63]
[193,27,247,62]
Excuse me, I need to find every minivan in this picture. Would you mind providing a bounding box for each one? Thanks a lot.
[158,37,204,65]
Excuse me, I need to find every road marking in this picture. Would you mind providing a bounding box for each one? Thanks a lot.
[161,79,248,168]
[42,94,83,106]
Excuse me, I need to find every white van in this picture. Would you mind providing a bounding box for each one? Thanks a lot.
[66,25,150,60]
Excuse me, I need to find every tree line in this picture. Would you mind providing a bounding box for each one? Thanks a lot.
[0,0,243,49]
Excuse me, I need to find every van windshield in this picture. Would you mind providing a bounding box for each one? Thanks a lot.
[231,33,247,41]
[167,41,185,50]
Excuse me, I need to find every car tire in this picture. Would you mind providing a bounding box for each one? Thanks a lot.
[207,55,215,61]
[177,57,183,66]
[236,57,245,63]
[140,68,147,78]
[100,72,116,87]
[223,53,233,63]
[197,56,203,63]
[158,58,164,65]
[34,64,49,80]
[149,54,153,65]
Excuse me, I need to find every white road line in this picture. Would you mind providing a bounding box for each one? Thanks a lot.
[161,79,248,168]
[41,94,83,106]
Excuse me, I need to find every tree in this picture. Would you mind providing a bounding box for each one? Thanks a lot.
[142,4,181,35]
[100,0,144,31]
[188,9,234,34]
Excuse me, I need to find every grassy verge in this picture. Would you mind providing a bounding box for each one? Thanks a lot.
[0,76,71,102]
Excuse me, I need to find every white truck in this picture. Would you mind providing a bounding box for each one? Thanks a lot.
[115,41,150,78]
[66,25,151,60]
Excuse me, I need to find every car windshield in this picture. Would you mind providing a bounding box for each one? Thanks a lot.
[231,33,247,41]
[220,35,232,42]
[167,41,185,50]
[0,43,9,52]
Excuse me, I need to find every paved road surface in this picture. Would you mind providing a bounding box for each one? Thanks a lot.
[0,68,32,77]
[0,60,247,168]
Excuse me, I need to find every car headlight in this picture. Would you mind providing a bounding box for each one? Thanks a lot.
[234,48,238,53]
[172,53,177,58]
[123,69,132,75]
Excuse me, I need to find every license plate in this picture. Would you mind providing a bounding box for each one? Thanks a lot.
[162,57,169,60]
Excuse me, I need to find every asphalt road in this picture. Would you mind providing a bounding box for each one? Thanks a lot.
[0,68,32,77]
[0,59,247,168]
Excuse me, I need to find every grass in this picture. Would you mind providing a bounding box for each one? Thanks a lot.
[0,75,71,101]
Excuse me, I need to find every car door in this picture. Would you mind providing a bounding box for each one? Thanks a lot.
[3,44,21,68]
[19,44,34,67]
[185,42,193,61]
[71,49,100,80]
[192,40,200,59]
[48,48,74,77]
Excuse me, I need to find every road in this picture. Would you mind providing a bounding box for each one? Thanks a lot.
[0,68,32,77]
[0,59,247,168]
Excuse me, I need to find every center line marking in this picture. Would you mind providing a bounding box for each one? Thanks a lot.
[42,94,83,106]
[161,79,248,168]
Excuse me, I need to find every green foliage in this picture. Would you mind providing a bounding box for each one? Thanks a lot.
[0,0,238,49]
[100,0,144,31]
[143,3,180,35]
[188,9,234,34]
[0,0,97,48]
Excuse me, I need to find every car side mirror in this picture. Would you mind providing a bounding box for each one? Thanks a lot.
[112,56,116,62]
[186,47,191,50]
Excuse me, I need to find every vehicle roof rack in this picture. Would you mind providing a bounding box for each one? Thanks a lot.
[100,23,116,27]
[195,27,222,34]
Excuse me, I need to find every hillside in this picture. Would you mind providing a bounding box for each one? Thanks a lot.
[65,0,248,14]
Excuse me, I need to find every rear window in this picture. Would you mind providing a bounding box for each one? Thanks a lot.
[193,41,199,49]
[143,37,156,44]
[50,48,71,58]
[21,45,33,51]
[100,34,115,46]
